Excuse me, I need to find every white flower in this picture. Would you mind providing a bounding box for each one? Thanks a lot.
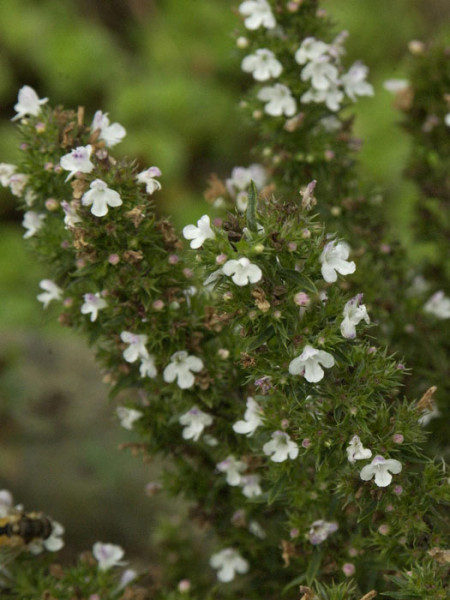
[12,86,48,121]
[320,241,356,283]
[418,401,440,426]
[217,455,247,486]
[182,215,215,249]
[22,211,45,238]
[301,57,340,91]
[80,292,107,322]
[308,520,338,545]
[93,542,125,571]
[120,331,149,363]
[301,84,344,112]
[116,406,143,430]
[136,167,162,195]
[222,258,262,286]
[240,474,262,498]
[28,520,64,554]
[139,356,157,379]
[9,173,29,197]
[445,113,450,127]
[263,431,299,462]
[383,79,409,93]
[233,397,263,436]
[60,145,94,182]
[163,351,203,389]
[241,49,283,81]
[239,0,275,30]
[37,279,63,308]
[341,62,374,101]
[0,163,16,187]
[118,569,138,590]
[248,520,266,539]
[346,435,372,463]
[257,84,297,117]
[210,548,249,582]
[295,38,330,65]
[226,164,266,195]
[61,200,82,228]
[360,455,402,487]
[341,294,370,339]
[179,406,213,441]
[423,291,450,319]
[81,179,123,217]
[289,345,335,383]
[91,110,126,147]
[0,490,13,517]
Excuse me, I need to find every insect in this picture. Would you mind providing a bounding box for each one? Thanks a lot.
[0,509,63,570]
[0,511,53,548]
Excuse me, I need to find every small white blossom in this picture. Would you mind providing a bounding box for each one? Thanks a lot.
[346,435,372,463]
[136,167,162,195]
[241,49,283,81]
[8,174,29,199]
[301,84,344,112]
[12,86,48,121]
[163,351,203,389]
[360,455,402,487]
[239,0,275,30]
[116,406,143,430]
[418,401,440,426]
[60,145,94,182]
[179,406,213,441]
[80,292,107,322]
[308,520,338,545]
[22,210,45,238]
[24,189,36,206]
[182,214,215,249]
[0,163,16,187]
[28,520,64,554]
[289,345,335,383]
[320,240,356,283]
[240,474,262,498]
[0,490,14,517]
[91,110,126,147]
[222,257,262,286]
[81,179,123,217]
[383,79,409,93]
[139,356,157,378]
[423,291,450,319]
[120,331,149,363]
[233,397,263,436]
[445,113,450,127]
[295,38,330,65]
[217,455,247,486]
[341,294,370,339]
[37,279,63,308]
[341,62,374,101]
[93,542,125,571]
[263,431,299,462]
[301,57,340,91]
[257,84,297,117]
[248,520,266,539]
[118,569,138,590]
[226,164,266,195]
[61,200,82,228]
[210,548,249,582]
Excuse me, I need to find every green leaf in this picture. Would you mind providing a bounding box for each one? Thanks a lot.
[246,180,258,232]
[282,573,306,594]
[247,325,275,351]
[306,548,323,585]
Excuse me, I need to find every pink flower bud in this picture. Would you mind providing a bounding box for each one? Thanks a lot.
[342,563,355,577]
[288,242,297,252]
[290,528,299,538]
[378,524,390,536]
[183,268,193,278]
[168,254,179,264]
[294,292,310,306]
[152,300,165,311]
[394,485,403,495]
[393,433,404,444]
[108,254,120,265]
[178,580,191,593]
[216,253,227,265]
[302,438,311,448]
[45,198,59,211]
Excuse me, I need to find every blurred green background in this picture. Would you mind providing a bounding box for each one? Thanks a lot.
[0,0,449,570]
